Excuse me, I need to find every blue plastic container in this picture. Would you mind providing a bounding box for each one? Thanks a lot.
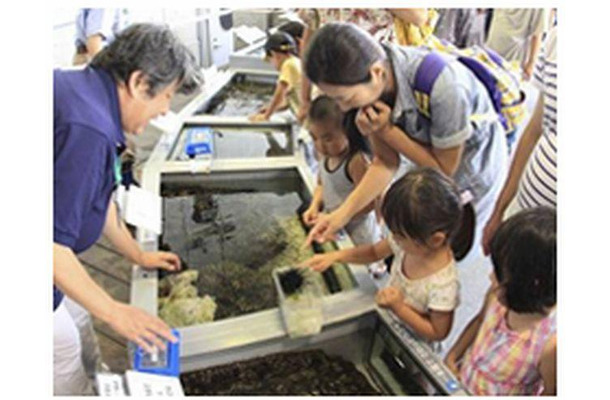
[133,329,181,377]
[185,127,214,159]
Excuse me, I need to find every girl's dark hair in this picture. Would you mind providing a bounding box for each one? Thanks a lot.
[381,168,470,260]
[304,22,386,85]
[490,207,557,314]
[277,21,305,52]
[91,23,202,97]
[308,96,371,156]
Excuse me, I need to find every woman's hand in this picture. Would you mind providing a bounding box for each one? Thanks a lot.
[139,251,181,272]
[356,101,393,138]
[297,101,310,124]
[300,252,339,273]
[106,301,177,354]
[375,286,404,309]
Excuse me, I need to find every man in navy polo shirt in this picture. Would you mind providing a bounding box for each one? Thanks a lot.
[54,24,201,395]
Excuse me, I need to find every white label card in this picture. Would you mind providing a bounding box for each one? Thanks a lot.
[124,185,162,235]
[96,373,127,396]
[125,370,185,397]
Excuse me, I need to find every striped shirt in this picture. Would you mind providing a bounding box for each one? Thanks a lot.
[517,27,557,209]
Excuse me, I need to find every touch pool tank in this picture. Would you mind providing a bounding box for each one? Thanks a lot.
[195,74,275,117]
[157,169,357,327]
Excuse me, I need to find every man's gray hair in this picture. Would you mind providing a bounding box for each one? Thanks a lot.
[91,23,202,96]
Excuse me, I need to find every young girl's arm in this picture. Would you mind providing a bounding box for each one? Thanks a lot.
[301,237,393,272]
[250,81,289,121]
[347,152,376,218]
[377,286,453,341]
[303,175,324,226]
[539,334,557,395]
[444,288,495,374]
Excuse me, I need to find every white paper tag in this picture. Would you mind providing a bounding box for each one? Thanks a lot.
[124,185,162,235]
[125,370,184,397]
[96,373,127,396]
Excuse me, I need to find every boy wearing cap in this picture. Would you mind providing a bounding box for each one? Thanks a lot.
[249,32,302,122]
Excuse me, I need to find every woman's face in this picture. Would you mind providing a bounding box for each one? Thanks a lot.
[317,62,387,111]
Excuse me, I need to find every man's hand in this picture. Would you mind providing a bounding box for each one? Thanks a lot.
[139,251,181,272]
[106,301,177,354]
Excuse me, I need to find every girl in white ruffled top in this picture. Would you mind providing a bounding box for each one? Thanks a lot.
[302,167,472,342]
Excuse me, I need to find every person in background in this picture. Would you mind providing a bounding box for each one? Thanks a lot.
[249,32,302,122]
[302,168,467,343]
[54,24,201,395]
[485,8,548,81]
[301,96,381,248]
[390,8,436,47]
[434,8,486,48]
[445,207,556,395]
[73,8,128,66]
[276,20,306,54]
[481,25,557,255]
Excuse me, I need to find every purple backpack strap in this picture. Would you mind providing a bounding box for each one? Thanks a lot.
[413,52,448,118]
[456,55,506,128]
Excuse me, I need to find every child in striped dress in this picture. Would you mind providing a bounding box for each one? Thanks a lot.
[445,207,556,395]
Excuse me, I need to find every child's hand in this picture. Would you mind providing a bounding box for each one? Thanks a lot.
[302,205,320,226]
[355,101,393,138]
[376,286,403,309]
[444,353,460,376]
[249,111,268,122]
[300,252,338,272]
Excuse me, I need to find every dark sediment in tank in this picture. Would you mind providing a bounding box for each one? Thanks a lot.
[180,349,380,395]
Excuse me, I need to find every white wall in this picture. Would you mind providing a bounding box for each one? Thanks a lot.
[52,8,234,68]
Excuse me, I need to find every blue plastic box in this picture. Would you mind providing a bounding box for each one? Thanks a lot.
[185,127,214,158]
[133,329,181,377]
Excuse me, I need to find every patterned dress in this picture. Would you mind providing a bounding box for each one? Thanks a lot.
[459,296,556,395]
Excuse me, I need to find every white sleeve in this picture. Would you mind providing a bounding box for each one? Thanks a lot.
[427,276,460,312]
